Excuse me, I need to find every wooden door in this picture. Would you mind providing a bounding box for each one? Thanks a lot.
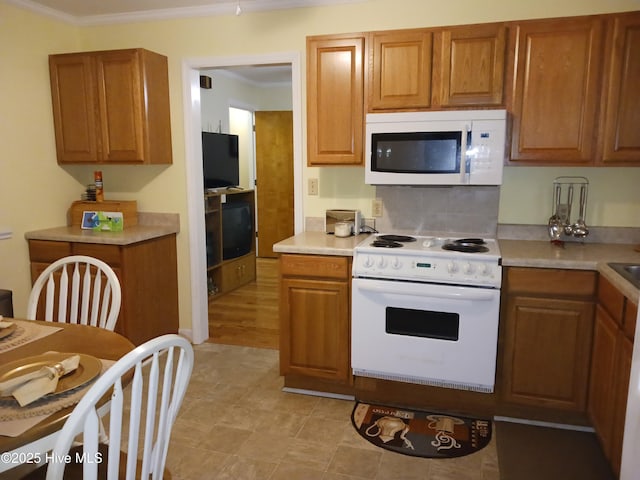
[279,276,350,382]
[610,333,633,476]
[433,23,507,107]
[255,111,294,258]
[306,34,365,165]
[502,295,594,410]
[509,17,604,164]
[600,12,640,164]
[588,304,619,454]
[95,50,145,163]
[49,53,99,163]
[369,29,432,110]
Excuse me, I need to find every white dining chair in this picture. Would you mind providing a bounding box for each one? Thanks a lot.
[27,255,121,331]
[27,334,194,480]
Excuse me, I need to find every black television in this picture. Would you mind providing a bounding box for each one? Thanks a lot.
[202,132,240,189]
[222,202,253,260]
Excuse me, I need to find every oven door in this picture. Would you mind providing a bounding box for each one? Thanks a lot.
[351,277,501,393]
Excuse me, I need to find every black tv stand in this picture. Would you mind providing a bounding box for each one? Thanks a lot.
[204,189,256,297]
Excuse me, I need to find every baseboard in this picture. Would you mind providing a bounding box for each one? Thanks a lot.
[282,387,355,401]
[494,415,595,432]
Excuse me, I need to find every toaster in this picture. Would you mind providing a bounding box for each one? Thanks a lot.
[325,209,362,235]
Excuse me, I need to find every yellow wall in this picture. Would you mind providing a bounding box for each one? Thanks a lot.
[1,0,638,332]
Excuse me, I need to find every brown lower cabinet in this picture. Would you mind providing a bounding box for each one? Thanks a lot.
[588,274,637,477]
[278,254,353,395]
[500,267,596,420]
[28,236,179,346]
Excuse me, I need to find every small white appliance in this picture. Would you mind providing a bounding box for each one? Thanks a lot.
[325,209,363,235]
[365,109,507,186]
[351,234,502,393]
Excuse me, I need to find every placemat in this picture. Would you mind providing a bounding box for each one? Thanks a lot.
[0,320,62,354]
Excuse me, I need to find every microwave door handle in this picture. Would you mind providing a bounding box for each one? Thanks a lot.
[461,125,471,184]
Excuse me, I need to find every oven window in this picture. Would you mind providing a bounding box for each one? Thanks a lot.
[385,307,459,341]
[371,131,461,174]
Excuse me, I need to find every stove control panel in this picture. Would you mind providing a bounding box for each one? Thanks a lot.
[352,253,502,288]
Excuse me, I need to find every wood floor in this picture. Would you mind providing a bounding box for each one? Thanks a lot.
[207,257,279,349]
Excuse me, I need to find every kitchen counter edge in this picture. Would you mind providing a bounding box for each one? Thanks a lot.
[273,231,370,256]
[24,213,179,246]
[500,239,640,304]
[273,234,640,303]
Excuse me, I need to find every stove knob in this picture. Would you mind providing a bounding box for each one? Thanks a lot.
[481,264,493,277]
[447,261,459,274]
[377,257,387,269]
[363,256,374,268]
[463,262,475,274]
[391,257,402,269]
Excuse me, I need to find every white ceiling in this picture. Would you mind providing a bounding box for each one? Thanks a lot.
[7,0,364,24]
[9,0,364,83]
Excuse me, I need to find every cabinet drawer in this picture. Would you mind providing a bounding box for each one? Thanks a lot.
[280,254,350,280]
[28,240,71,262]
[504,267,596,298]
[72,243,122,266]
[598,274,625,325]
[624,300,638,341]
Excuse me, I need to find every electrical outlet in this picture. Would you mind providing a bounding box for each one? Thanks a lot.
[372,198,383,217]
[308,178,319,196]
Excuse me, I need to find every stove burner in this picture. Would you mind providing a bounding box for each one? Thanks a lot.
[454,238,486,245]
[371,239,403,248]
[378,235,416,243]
[442,242,489,253]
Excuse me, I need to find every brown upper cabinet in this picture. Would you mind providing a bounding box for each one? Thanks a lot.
[508,16,604,165]
[508,12,640,166]
[367,23,507,111]
[599,11,640,164]
[306,34,365,166]
[49,48,172,164]
[432,23,507,107]
[368,29,433,110]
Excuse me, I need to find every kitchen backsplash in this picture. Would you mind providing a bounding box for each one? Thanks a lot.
[304,184,640,244]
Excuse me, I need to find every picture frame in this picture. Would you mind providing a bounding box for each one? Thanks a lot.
[81,211,99,230]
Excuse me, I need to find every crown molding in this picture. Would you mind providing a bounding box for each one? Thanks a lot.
[6,0,367,26]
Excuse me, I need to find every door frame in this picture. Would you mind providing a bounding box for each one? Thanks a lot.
[182,52,303,344]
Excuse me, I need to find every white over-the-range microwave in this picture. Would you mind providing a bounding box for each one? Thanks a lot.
[365,109,507,186]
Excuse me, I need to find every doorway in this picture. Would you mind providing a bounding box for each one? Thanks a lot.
[183,53,303,344]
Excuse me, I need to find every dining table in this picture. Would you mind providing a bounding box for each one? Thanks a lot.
[0,318,135,474]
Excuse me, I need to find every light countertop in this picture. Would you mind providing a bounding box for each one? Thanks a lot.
[24,213,179,246]
[500,239,640,303]
[273,231,371,256]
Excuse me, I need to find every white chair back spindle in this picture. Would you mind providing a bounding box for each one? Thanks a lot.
[27,255,121,331]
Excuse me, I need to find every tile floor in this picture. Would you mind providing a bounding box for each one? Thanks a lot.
[166,342,500,480]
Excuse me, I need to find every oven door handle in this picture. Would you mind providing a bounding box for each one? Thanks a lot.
[356,281,497,301]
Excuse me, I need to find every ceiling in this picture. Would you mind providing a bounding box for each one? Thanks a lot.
[9,0,364,84]
[8,0,364,24]
[203,65,293,87]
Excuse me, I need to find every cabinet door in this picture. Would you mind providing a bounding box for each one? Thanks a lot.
[279,277,350,383]
[95,50,146,163]
[610,332,633,477]
[307,34,364,165]
[220,255,256,293]
[588,304,619,454]
[49,54,99,163]
[369,29,432,110]
[502,295,594,410]
[600,12,640,164]
[509,17,604,164]
[433,23,507,106]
